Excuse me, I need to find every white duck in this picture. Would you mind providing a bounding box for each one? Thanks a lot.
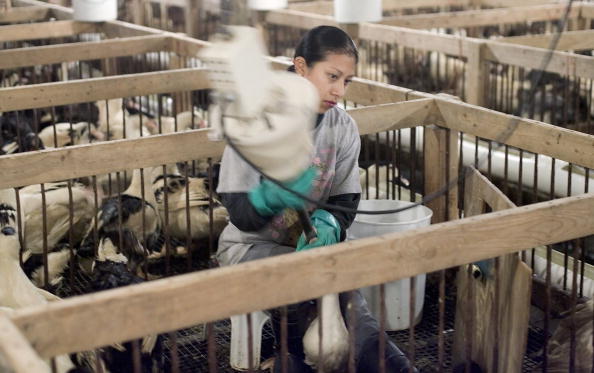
[303,293,350,372]
[146,110,206,135]
[150,165,228,242]
[37,121,104,148]
[95,98,157,139]
[19,181,96,255]
[0,189,76,373]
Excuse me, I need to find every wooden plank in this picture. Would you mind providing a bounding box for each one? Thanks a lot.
[469,167,515,212]
[0,129,224,189]
[481,0,557,7]
[484,41,594,79]
[10,193,594,358]
[358,23,467,56]
[100,19,162,38]
[0,35,169,69]
[0,5,48,23]
[382,0,470,9]
[167,33,209,57]
[0,68,211,112]
[453,167,531,373]
[424,125,449,223]
[265,8,337,29]
[435,98,594,170]
[288,0,332,15]
[497,29,594,51]
[13,0,72,20]
[379,4,579,29]
[0,20,98,43]
[348,98,434,135]
[0,313,50,373]
[345,78,429,105]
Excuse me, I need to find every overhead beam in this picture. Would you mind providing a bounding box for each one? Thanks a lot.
[382,0,470,9]
[379,4,580,29]
[497,29,594,51]
[0,68,210,112]
[0,20,98,43]
[481,0,559,7]
[11,193,594,358]
[266,8,337,29]
[358,23,467,56]
[0,35,169,69]
[484,41,594,79]
[13,0,72,20]
[0,5,48,23]
[288,0,332,15]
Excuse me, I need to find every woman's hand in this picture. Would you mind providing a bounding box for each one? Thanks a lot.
[296,209,341,251]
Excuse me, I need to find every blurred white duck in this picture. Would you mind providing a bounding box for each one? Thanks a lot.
[147,110,206,135]
[20,181,96,254]
[0,188,77,373]
[303,293,349,373]
[37,121,104,148]
[544,300,593,372]
[94,99,155,194]
[95,98,157,140]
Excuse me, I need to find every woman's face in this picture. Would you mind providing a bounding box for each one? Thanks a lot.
[294,53,356,113]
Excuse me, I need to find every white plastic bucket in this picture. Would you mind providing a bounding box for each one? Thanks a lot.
[347,199,433,331]
[73,0,117,22]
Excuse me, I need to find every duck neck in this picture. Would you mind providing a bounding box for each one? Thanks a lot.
[320,293,343,325]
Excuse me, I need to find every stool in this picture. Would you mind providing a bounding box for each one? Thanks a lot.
[230,311,270,370]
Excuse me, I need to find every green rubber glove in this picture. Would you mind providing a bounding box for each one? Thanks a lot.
[248,167,317,216]
[296,209,341,251]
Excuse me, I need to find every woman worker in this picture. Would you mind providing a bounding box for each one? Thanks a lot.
[216,25,416,373]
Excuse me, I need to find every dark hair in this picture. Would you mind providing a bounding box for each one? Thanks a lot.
[288,25,358,72]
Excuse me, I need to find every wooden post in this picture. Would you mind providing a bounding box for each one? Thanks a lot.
[464,40,487,107]
[338,22,359,41]
[185,0,202,37]
[423,124,459,224]
[229,0,250,25]
[0,313,51,373]
[169,54,191,114]
[131,0,144,25]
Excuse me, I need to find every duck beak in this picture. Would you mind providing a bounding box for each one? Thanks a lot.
[1,226,15,236]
